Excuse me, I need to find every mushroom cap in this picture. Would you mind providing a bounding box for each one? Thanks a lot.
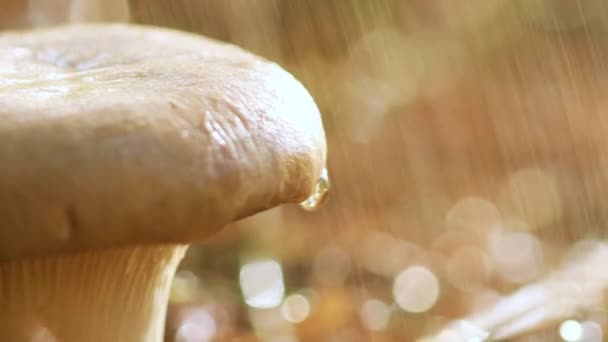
[0,24,327,260]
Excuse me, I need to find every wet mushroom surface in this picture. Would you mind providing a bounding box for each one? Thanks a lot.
[3,0,608,341]
[0,23,326,342]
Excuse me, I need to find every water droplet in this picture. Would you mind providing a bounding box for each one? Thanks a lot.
[300,168,330,211]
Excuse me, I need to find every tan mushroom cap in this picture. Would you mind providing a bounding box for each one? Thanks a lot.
[0,23,327,260]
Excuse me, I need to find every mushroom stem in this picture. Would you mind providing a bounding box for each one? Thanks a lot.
[0,244,187,342]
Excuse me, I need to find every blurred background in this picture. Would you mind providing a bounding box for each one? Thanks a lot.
[4,1,608,341]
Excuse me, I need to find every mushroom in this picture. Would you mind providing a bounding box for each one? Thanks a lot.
[0,24,327,342]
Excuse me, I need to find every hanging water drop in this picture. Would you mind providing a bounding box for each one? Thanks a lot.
[300,168,330,211]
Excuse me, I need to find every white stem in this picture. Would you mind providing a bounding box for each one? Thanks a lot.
[0,244,187,342]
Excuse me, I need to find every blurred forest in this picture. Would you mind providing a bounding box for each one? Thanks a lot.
[4,1,608,341]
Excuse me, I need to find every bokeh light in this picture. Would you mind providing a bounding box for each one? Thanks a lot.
[249,307,294,340]
[174,309,216,342]
[392,266,440,313]
[18,2,608,341]
[446,245,492,292]
[489,231,544,284]
[445,196,501,231]
[170,270,201,303]
[281,294,311,324]
[240,259,285,309]
[559,320,583,342]
[581,321,603,342]
[359,299,391,331]
[363,231,427,277]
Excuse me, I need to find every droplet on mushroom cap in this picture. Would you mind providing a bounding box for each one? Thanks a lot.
[0,23,327,258]
[0,23,327,342]
[299,167,330,211]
